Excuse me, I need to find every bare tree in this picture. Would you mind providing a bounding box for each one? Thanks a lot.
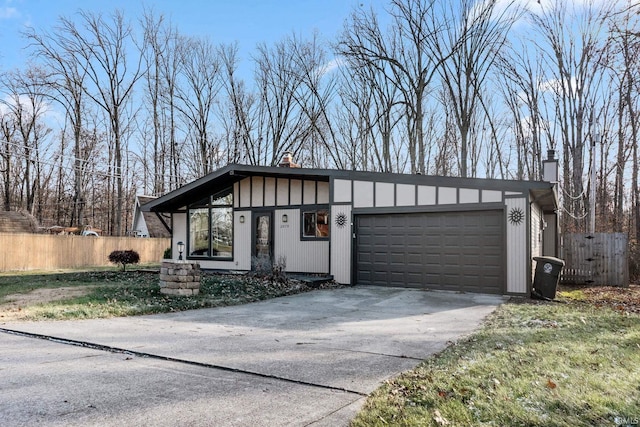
[531,0,610,231]
[175,35,221,176]
[338,0,458,174]
[497,42,548,180]
[0,107,16,211]
[0,67,52,217]
[219,42,256,165]
[59,10,143,235]
[252,34,314,166]
[435,0,519,177]
[24,24,92,227]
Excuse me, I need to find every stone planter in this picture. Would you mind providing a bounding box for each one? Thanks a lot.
[159,261,201,296]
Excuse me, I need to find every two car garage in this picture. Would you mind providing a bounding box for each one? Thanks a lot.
[355,210,505,294]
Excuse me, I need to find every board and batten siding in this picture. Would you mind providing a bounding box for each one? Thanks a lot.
[330,204,352,284]
[274,208,329,273]
[506,197,528,294]
[340,178,508,209]
[236,177,329,208]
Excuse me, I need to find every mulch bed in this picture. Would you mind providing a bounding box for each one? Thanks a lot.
[558,283,640,314]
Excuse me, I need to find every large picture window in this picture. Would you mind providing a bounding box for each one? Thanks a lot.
[188,189,233,259]
[302,209,329,239]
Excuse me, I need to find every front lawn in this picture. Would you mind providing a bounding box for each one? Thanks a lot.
[352,293,640,426]
[0,269,337,321]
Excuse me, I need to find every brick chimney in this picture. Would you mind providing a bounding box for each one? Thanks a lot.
[279,151,300,168]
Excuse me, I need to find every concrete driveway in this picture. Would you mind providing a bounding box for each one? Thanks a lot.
[0,286,505,426]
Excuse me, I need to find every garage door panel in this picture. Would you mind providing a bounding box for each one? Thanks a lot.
[356,211,504,294]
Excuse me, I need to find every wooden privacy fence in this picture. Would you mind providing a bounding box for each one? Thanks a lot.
[560,233,629,287]
[0,233,170,271]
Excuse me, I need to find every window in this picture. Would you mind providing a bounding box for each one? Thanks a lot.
[302,209,329,238]
[188,189,233,259]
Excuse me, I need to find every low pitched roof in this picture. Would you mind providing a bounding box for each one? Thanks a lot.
[143,163,558,213]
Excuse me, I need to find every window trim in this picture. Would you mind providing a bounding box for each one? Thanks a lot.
[186,187,234,261]
[300,205,330,241]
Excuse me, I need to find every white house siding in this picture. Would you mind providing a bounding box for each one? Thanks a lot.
[333,179,352,203]
[531,202,543,259]
[331,204,352,284]
[506,197,528,294]
[482,190,502,203]
[252,177,264,207]
[417,185,436,205]
[317,182,330,204]
[264,178,276,206]
[277,178,289,206]
[459,188,479,204]
[237,177,329,208]
[530,202,543,281]
[353,181,374,207]
[290,180,303,205]
[274,209,329,273]
[396,184,415,206]
[438,187,457,204]
[173,212,187,257]
[375,182,394,207]
[239,179,251,207]
[303,181,316,204]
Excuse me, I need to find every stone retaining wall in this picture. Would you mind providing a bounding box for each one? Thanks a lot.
[159,261,201,296]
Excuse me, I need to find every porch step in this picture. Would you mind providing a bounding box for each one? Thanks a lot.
[291,274,334,288]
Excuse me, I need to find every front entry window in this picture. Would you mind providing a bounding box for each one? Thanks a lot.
[255,213,271,262]
[187,189,233,259]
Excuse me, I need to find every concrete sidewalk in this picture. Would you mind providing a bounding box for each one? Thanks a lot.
[1,286,505,426]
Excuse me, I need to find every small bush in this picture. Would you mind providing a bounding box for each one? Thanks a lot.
[163,247,172,259]
[108,250,140,271]
[250,255,288,284]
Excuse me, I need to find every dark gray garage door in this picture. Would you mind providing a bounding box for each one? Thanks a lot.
[355,210,504,294]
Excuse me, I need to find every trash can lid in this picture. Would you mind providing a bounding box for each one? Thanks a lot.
[533,256,565,266]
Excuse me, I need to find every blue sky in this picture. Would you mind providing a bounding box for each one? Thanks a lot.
[0,0,369,71]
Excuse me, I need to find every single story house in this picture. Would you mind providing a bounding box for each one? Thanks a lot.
[131,195,171,238]
[143,154,559,295]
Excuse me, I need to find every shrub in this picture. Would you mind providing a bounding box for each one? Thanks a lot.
[250,255,288,284]
[108,250,141,271]
[163,247,172,259]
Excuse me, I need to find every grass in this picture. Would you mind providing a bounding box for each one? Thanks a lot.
[351,299,640,427]
[0,269,318,321]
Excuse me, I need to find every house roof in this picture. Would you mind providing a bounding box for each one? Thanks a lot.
[134,196,171,238]
[142,163,558,213]
[0,211,39,233]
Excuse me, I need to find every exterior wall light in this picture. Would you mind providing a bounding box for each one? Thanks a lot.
[239,215,245,223]
[282,214,288,223]
[177,241,185,260]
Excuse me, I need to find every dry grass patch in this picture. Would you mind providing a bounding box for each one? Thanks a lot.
[0,270,341,321]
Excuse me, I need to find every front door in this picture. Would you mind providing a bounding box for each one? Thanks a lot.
[254,212,272,268]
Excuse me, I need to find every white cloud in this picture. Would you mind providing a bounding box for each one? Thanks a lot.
[317,57,345,78]
[0,0,18,20]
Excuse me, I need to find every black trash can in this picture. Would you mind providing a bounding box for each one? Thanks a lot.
[532,256,565,299]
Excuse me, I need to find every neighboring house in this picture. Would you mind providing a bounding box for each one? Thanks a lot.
[131,195,171,238]
[0,211,39,233]
[143,153,559,296]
